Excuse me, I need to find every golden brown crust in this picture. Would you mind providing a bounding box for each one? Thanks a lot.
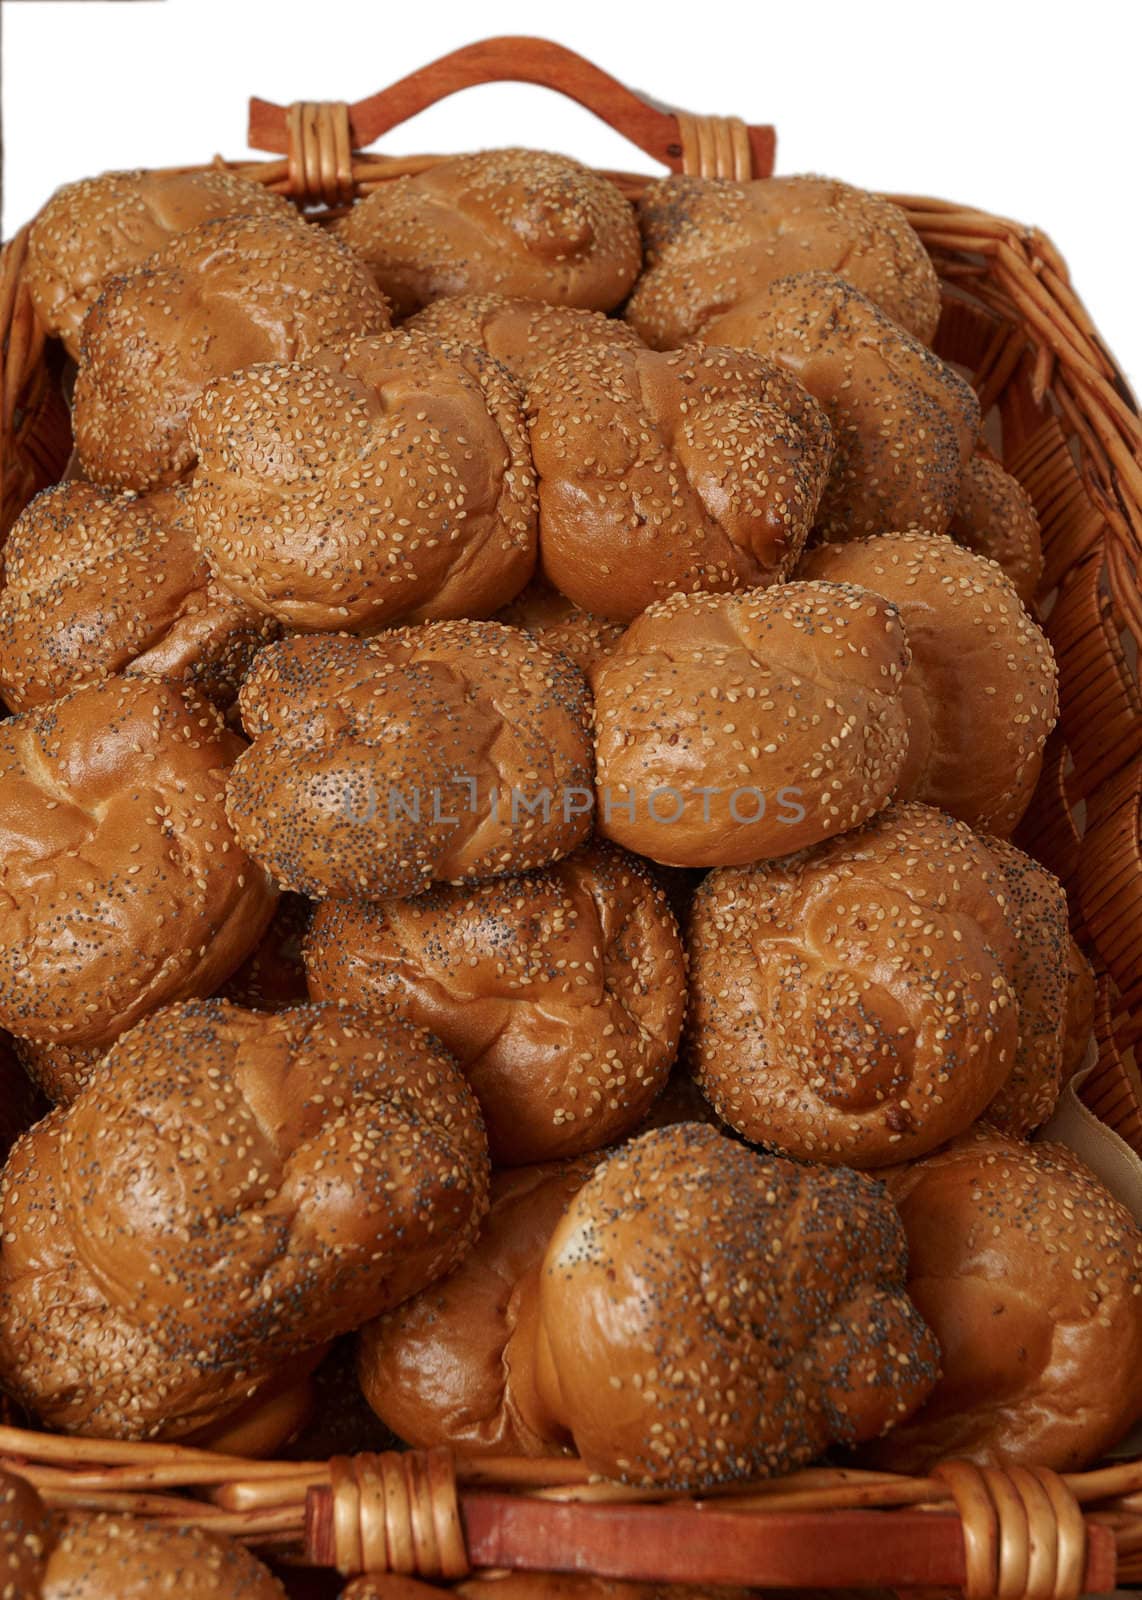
[494,575,626,676]
[228,625,594,901]
[702,272,979,540]
[305,841,686,1164]
[43,1513,287,1598]
[687,804,1020,1167]
[870,1126,1142,1472]
[530,1124,938,1486]
[189,330,537,632]
[73,213,389,492]
[12,1037,104,1106]
[1063,935,1097,1079]
[590,583,910,867]
[980,836,1069,1135]
[0,999,489,1440]
[800,532,1058,834]
[529,343,832,621]
[357,1159,595,1456]
[948,455,1044,606]
[0,676,277,1049]
[334,149,641,317]
[24,167,296,358]
[404,293,644,385]
[0,1465,54,1595]
[626,174,941,349]
[0,481,278,711]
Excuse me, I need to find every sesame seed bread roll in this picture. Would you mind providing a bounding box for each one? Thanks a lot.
[529,343,833,622]
[701,272,979,541]
[189,330,537,633]
[980,836,1069,1135]
[495,575,627,676]
[405,293,645,386]
[0,481,278,712]
[687,804,1021,1167]
[334,149,641,318]
[305,842,687,1165]
[73,213,390,492]
[948,455,1044,606]
[0,999,489,1440]
[626,174,941,349]
[357,1158,596,1456]
[590,583,911,868]
[228,625,594,902]
[12,1037,103,1107]
[0,1036,42,1160]
[41,1515,288,1599]
[0,676,277,1050]
[800,532,1059,835]
[524,1124,939,1486]
[1,1466,54,1596]
[24,167,296,359]
[869,1126,1142,1472]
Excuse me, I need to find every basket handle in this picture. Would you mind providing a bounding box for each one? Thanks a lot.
[248,35,776,185]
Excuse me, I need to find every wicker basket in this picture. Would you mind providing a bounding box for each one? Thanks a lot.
[0,35,1140,1598]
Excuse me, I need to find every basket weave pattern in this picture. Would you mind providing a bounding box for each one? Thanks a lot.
[0,37,1139,1594]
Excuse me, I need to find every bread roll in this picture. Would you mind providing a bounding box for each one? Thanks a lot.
[701,272,979,540]
[24,167,295,358]
[357,1159,595,1455]
[42,1515,288,1599]
[529,343,832,621]
[305,842,686,1164]
[800,532,1058,834]
[495,576,626,675]
[590,583,910,867]
[1063,935,1096,1078]
[189,330,537,632]
[334,149,641,317]
[871,1126,1142,1471]
[0,676,277,1049]
[217,893,311,1012]
[981,836,1069,1135]
[73,213,389,492]
[948,456,1044,605]
[626,174,940,348]
[0,481,277,711]
[524,1124,938,1485]
[228,625,594,901]
[0,1465,56,1596]
[11,1036,99,1106]
[0,998,489,1439]
[687,804,1021,1167]
[405,293,644,385]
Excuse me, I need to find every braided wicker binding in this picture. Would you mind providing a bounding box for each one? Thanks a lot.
[0,37,1139,1595]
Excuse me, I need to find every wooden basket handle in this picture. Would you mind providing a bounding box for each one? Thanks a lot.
[248,35,776,189]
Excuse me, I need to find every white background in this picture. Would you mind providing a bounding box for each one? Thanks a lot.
[2,0,1140,388]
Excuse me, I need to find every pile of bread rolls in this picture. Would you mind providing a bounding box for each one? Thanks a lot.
[0,147,1139,1589]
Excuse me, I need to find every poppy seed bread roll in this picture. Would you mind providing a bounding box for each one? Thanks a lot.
[687,804,1021,1167]
[870,1126,1142,1472]
[495,576,627,676]
[0,1465,54,1596]
[529,343,832,621]
[189,331,537,632]
[357,1158,596,1456]
[24,167,296,358]
[701,272,979,541]
[305,842,687,1164]
[228,624,594,901]
[948,456,1044,606]
[0,999,489,1440]
[0,675,277,1049]
[405,293,644,386]
[42,1516,289,1599]
[334,149,641,317]
[73,213,389,492]
[590,583,911,867]
[626,174,940,349]
[524,1124,938,1486]
[0,481,278,711]
[800,532,1058,834]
